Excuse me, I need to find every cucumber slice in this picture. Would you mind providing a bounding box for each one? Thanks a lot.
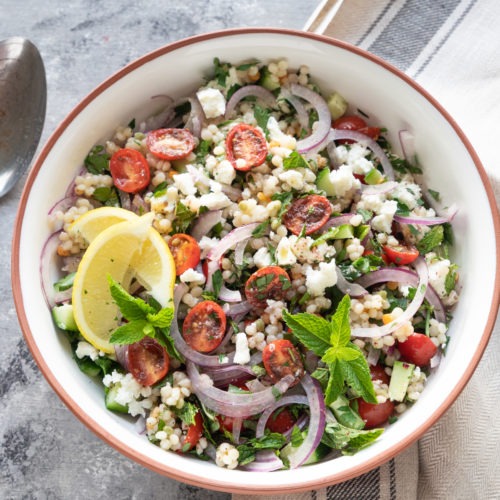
[328,395,365,430]
[105,384,128,413]
[52,303,78,331]
[327,92,348,121]
[281,431,331,465]
[364,168,384,185]
[388,360,415,402]
[316,168,336,197]
[259,67,280,91]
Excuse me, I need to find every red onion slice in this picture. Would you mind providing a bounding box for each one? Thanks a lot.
[171,284,236,367]
[218,285,242,303]
[287,374,326,469]
[186,360,295,418]
[319,213,357,233]
[220,184,243,202]
[356,266,446,323]
[361,181,398,195]
[279,86,309,131]
[203,364,255,387]
[288,83,331,154]
[393,204,458,226]
[40,231,63,308]
[241,450,284,472]
[351,257,429,338]
[225,85,276,119]
[224,300,252,321]
[190,210,223,242]
[206,223,260,262]
[335,266,368,298]
[231,416,243,444]
[331,129,395,181]
[255,395,309,438]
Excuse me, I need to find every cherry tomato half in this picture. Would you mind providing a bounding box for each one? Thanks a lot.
[370,364,390,385]
[383,244,420,265]
[168,233,201,276]
[398,333,438,367]
[265,407,296,434]
[127,337,169,386]
[333,115,381,144]
[357,398,395,429]
[282,194,332,236]
[225,123,268,171]
[182,411,203,452]
[244,266,291,309]
[182,300,227,353]
[146,128,195,161]
[109,148,150,193]
[262,339,304,387]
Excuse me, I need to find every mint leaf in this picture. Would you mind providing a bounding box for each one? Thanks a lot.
[330,295,352,347]
[340,354,377,404]
[282,310,331,356]
[110,319,150,344]
[416,225,444,254]
[325,361,344,405]
[283,150,309,170]
[147,307,174,328]
[322,421,383,454]
[254,105,271,135]
[107,276,154,321]
[336,346,362,362]
[290,426,304,448]
[236,432,287,466]
[174,402,198,426]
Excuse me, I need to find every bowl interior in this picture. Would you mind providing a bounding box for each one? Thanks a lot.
[13,29,499,494]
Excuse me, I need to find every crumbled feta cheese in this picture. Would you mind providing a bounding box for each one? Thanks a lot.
[390,182,422,210]
[233,332,250,365]
[276,236,297,266]
[253,246,272,268]
[305,260,338,296]
[180,268,206,285]
[427,257,451,298]
[267,116,297,150]
[75,341,99,361]
[196,88,226,119]
[326,164,358,197]
[173,172,197,196]
[184,192,232,212]
[198,236,221,258]
[213,159,236,185]
[371,200,398,233]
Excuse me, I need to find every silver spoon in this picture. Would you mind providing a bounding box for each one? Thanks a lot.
[0,37,46,197]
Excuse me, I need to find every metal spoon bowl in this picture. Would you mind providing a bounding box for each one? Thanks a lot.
[0,37,46,197]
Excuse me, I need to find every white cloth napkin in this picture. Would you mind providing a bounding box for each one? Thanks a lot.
[235,0,500,498]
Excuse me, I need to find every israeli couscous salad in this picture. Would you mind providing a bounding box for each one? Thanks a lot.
[44,57,459,471]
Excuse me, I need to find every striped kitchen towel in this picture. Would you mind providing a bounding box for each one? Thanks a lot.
[235,0,500,498]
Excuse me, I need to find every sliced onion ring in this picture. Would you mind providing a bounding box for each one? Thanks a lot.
[225,85,276,119]
[206,223,260,262]
[287,374,326,469]
[351,257,429,337]
[335,266,368,298]
[356,265,446,323]
[40,231,62,308]
[186,360,295,418]
[255,395,309,438]
[394,204,458,226]
[288,83,332,154]
[191,210,223,242]
[241,450,284,472]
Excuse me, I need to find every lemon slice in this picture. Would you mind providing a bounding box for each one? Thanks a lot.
[72,212,175,353]
[70,206,139,244]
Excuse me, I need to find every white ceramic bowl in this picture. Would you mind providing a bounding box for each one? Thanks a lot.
[12,28,500,494]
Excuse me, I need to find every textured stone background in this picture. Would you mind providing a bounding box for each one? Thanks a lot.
[0,1,317,498]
